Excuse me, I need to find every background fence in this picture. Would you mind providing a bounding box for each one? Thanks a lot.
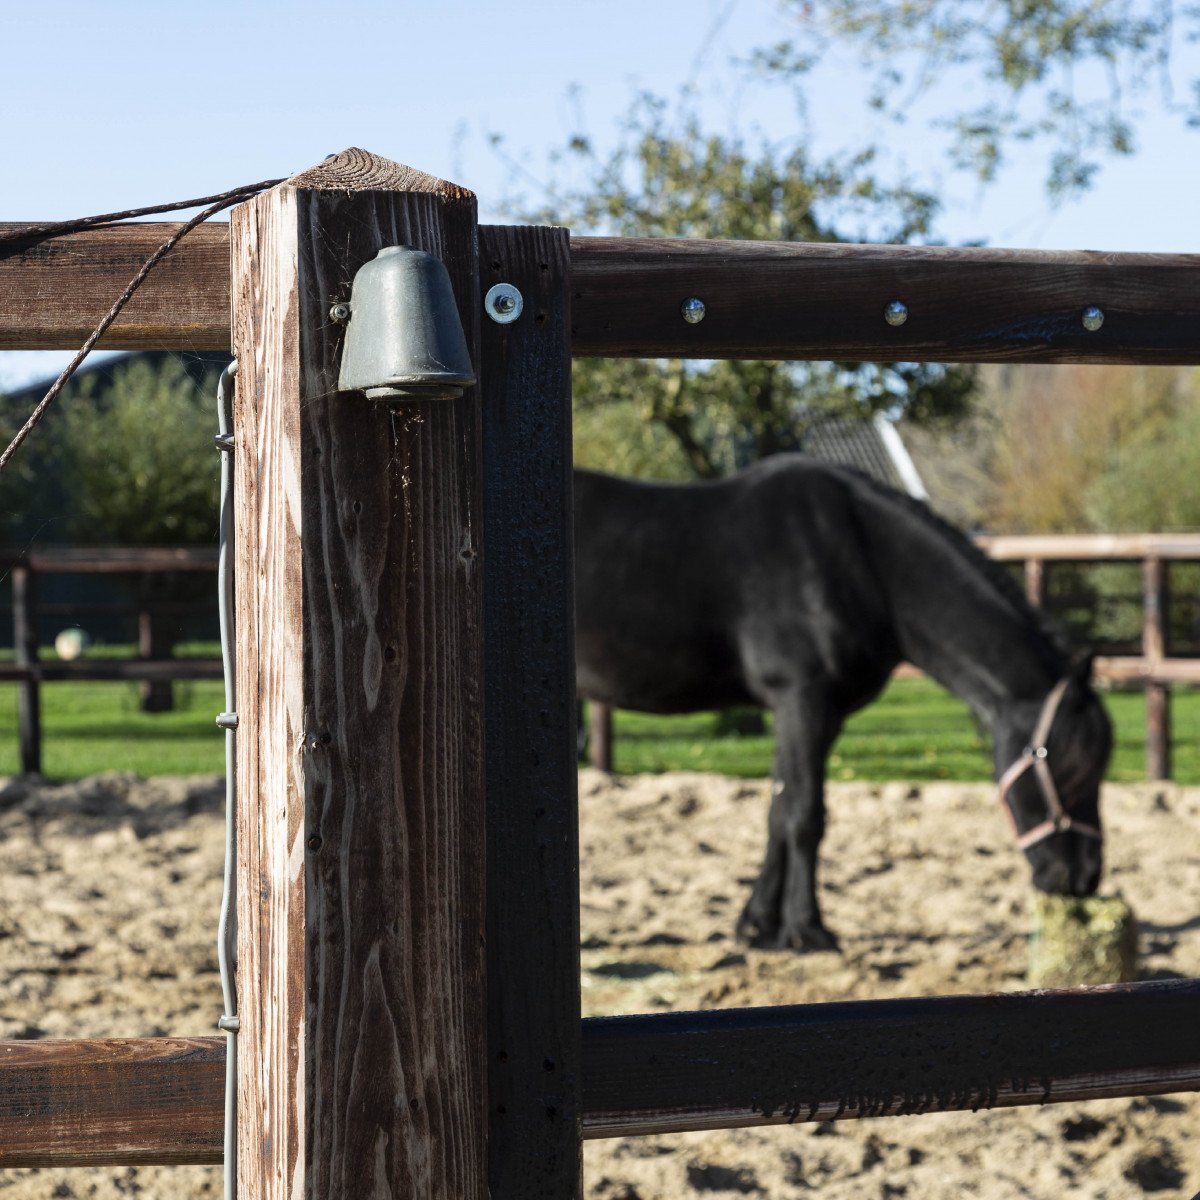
[0,545,221,773]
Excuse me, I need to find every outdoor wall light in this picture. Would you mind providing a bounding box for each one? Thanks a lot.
[336,245,476,401]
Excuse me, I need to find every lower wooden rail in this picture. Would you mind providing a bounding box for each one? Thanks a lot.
[2,979,1196,1166]
[0,1037,223,1166]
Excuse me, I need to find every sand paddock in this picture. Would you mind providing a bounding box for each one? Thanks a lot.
[0,768,1196,1198]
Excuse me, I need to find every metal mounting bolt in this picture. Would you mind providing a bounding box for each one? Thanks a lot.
[681,297,706,324]
[216,711,239,731]
[485,282,524,324]
[1082,305,1105,332]
[218,1015,241,1033]
[884,300,909,327]
[329,302,351,323]
[212,433,234,453]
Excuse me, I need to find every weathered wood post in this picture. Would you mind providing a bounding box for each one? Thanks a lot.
[1142,554,1171,780]
[590,703,614,772]
[230,150,487,1200]
[12,560,41,774]
[1023,557,1046,609]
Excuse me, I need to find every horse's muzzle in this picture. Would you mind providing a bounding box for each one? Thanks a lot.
[1030,832,1103,897]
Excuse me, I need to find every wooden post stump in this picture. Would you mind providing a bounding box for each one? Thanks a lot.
[1143,556,1171,780]
[230,149,486,1200]
[12,562,41,774]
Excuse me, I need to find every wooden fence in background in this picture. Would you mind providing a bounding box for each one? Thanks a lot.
[0,149,1198,1200]
[0,545,220,773]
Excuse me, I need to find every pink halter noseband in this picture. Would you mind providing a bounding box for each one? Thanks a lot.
[996,676,1103,852]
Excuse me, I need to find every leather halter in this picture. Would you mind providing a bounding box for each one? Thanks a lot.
[997,677,1103,851]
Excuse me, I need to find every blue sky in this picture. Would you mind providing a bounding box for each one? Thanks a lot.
[3,0,1197,389]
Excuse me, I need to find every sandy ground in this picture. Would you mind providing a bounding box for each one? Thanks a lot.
[0,768,1196,1198]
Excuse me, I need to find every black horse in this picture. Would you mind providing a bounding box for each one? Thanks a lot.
[573,456,1113,952]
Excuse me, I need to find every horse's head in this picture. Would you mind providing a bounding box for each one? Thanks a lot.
[996,657,1113,897]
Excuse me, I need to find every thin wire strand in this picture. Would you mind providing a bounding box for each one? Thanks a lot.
[0,178,284,243]
[0,180,280,470]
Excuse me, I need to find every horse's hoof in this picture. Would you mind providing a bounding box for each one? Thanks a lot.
[735,911,781,948]
[786,924,840,954]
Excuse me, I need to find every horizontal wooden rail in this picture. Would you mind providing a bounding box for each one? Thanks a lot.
[0,223,229,351]
[571,239,1200,364]
[3,225,1200,364]
[581,979,1200,1138]
[0,546,219,572]
[893,655,1200,687]
[2,979,1197,1163]
[979,533,1200,561]
[0,1037,224,1166]
[0,659,222,683]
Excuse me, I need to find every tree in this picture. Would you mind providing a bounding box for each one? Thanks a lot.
[512,95,976,480]
[768,1,1195,200]
[56,355,220,544]
[0,352,222,546]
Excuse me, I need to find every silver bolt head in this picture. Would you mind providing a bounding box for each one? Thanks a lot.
[1082,305,1105,332]
[884,300,908,327]
[681,297,706,324]
[485,282,524,324]
[329,302,351,323]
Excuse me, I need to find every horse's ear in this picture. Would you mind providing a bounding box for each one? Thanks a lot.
[1069,649,1096,683]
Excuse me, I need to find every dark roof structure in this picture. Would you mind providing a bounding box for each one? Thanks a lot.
[801,412,928,499]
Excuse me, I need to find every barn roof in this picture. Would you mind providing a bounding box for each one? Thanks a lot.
[802,412,928,499]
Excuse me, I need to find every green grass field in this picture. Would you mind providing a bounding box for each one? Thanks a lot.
[1,658,1197,783]
[607,680,1200,783]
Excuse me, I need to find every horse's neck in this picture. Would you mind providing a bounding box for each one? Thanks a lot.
[864,500,1064,735]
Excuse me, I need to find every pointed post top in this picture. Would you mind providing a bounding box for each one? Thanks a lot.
[281,147,473,200]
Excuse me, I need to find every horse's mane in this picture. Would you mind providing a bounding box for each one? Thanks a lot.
[798,458,1071,664]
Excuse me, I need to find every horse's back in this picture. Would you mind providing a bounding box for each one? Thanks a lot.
[573,459,900,713]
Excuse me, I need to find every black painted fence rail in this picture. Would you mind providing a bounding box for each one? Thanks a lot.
[580,978,1200,1138]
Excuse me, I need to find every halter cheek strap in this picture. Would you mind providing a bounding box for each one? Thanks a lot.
[997,676,1103,851]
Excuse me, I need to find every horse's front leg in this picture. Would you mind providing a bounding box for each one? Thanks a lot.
[737,691,840,952]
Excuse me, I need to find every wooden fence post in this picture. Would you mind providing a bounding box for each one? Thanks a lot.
[479,225,582,1200]
[589,703,614,773]
[230,150,486,1200]
[1143,555,1171,780]
[12,562,41,774]
[1023,558,1046,609]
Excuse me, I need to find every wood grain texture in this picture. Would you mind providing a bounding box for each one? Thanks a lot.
[0,222,228,349]
[479,225,582,1200]
[0,1037,223,1166]
[231,150,486,1200]
[580,978,1200,1138]
[7,224,1200,364]
[570,237,1200,363]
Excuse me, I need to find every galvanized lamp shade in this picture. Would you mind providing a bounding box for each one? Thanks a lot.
[337,245,476,401]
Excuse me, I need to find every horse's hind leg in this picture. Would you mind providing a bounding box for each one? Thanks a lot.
[737,688,841,952]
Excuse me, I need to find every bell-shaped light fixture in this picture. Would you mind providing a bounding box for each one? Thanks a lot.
[337,245,476,401]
